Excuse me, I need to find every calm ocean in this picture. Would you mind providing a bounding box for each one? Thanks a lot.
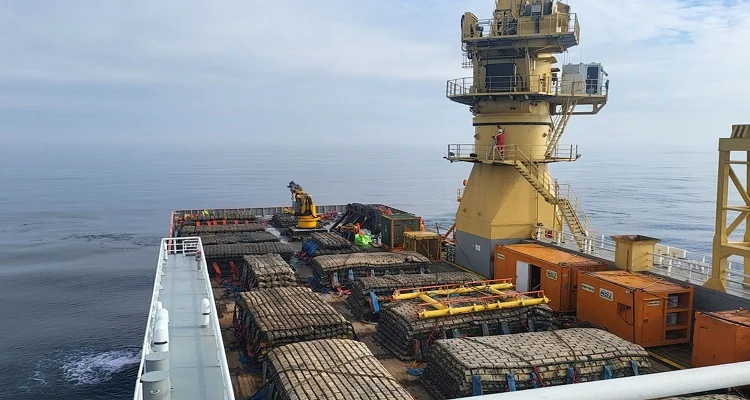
[0,142,720,399]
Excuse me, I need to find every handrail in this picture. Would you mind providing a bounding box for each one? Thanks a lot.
[134,237,234,400]
[446,75,608,98]
[514,145,556,199]
[532,226,750,297]
[133,240,167,400]
[446,143,579,163]
[463,13,579,41]
[555,183,594,242]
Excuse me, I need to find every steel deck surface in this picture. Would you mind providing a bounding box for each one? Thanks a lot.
[159,253,226,400]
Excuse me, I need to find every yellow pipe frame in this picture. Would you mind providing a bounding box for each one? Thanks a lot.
[392,281,514,301]
[417,295,550,319]
[418,294,447,310]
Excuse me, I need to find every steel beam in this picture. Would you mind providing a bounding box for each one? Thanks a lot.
[707,128,750,292]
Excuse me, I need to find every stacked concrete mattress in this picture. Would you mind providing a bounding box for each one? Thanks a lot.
[421,328,651,398]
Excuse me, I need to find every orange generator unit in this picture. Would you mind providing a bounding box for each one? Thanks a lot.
[494,243,609,313]
[692,309,750,367]
[576,271,694,347]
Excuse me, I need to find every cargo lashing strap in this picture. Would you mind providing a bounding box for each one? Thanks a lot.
[566,367,577,384]
[531,366,545,388]
[369,290,380,314]
[332,272,339,289]
[501,321,510,335]
[506,373,517,392]
[630,360,639,376]
[472,374,482,395]
[329,270,355,290]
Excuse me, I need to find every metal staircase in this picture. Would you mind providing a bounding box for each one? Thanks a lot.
[513,147,593,250]
[545,99,578,158]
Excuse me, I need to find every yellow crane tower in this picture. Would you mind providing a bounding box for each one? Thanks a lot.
[445,0,609,277]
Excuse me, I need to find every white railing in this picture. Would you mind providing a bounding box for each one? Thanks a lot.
[133,239,168,400]
[134,237,234,400]
[533,226,750,297]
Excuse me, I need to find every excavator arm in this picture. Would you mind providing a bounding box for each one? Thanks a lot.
[287,181,319,229]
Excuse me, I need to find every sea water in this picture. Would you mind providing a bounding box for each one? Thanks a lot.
[0,142,720,399]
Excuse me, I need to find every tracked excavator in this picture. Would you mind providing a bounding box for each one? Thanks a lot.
[287,181,320,229]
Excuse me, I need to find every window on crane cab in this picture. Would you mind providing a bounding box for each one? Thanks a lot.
[485,63,515,92]
[586,66,600,94]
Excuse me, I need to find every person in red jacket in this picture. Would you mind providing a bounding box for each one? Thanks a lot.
[493,128,506,159]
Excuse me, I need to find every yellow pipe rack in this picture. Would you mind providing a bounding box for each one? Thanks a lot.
[391,279,514,301]
[418,294,447,310]
[417,291,550,319]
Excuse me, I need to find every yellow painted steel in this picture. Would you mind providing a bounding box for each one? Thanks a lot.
[610,235,661,272]
[707,125,750,292]
[647,351,688,371]
[418,294,447,310]
[392,281,514,301]
[287,181,320,229]
[449,1,607,265]
[418,295,550,319]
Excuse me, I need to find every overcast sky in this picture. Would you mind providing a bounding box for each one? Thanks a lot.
[1,0,747,149]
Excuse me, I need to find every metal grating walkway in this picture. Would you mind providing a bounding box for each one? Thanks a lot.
[159,253,226,399]
[134,238,233,400]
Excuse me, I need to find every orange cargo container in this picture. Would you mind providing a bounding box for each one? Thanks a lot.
[576,271,694,347]
[692,309,750,367]
[494,243,609,312]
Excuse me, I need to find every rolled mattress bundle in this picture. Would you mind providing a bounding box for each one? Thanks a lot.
[375,296,553,361]
[203,242,295,262]
[235,287,355,362]
[345,271,480,321]
[199,231,279,245]
[241,254,297,289]
[311,252,431,289]
[264,339,413,400]
[179,222,266,236]
[271,213,297,228]
[300,232,359,256]
[421,328,651,398]
[182,210,257,225]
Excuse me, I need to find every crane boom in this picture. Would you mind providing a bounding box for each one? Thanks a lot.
[287,181,319,229]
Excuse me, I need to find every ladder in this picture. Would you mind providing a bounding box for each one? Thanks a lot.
[512,147,593,250]
[545,99,578,158]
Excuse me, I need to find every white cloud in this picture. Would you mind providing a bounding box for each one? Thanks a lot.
[0,0,465,86]
[0,0,746,147]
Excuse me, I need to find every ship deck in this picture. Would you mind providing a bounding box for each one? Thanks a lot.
[135,205,745,400]
[160,253,228,399]
[134,237,233,400]
[213,224,690,399]
[216,226,465,400]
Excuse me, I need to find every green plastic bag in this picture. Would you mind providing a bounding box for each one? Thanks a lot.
[355,233,373,247]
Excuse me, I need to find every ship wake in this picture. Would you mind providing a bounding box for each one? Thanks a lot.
[26,347,140,390]
[61,348,140,385]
